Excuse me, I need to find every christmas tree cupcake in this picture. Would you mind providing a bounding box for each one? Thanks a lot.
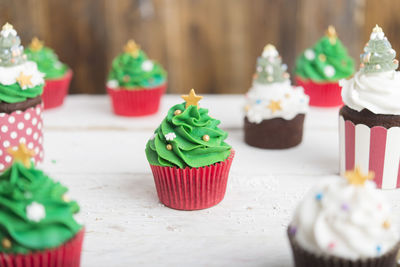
[0,23,44,171]
[244,44,309,149]
[288,168,400,267]
[0,143,84,267]
[295,26,354,107]
[145,89,234,210]
[339,25,400,189]
[25,37,73,109]
[107,40,167,116]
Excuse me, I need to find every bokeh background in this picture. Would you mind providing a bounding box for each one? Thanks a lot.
[1,0,399,94]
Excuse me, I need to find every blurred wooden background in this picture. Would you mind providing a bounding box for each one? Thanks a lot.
[1,0,399,94]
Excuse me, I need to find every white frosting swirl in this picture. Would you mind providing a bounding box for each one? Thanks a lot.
[0,61,44,88]
[244,80,309,123]
[340,70,400,115]
[291,177,399,260]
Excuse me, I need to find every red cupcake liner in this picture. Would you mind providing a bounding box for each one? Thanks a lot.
[0,104,43,171]
[0,229,84,267]
[149,150,235,210]
[295,76,342,107]
[42,70,73,110]
[107,83,166,117]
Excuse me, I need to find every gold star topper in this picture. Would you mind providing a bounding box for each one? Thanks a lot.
[267,100,282,114]
[7,143,35,168]
[29,37,44,52]
[124,39,140,58]
[2,22,13,31]
[373,24,383,33]
[344,166,374,186]
[16,72,33,89]
[181,89,203,108]
[326,25,337,44]
[263,44,276,53]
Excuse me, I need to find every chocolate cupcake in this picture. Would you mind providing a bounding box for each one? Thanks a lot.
[339,25,400,189]
[0,23,45,171]
[244,44,309,149]
[288,168,400,267]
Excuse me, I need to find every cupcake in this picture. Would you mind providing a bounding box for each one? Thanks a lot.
[288,168,400,267]
[339,25,400,189]
[244,44,309,149]
[0,23,44,171]
[25,37,73,109]
[0,143,84,267]
[107,40,167,116]
[145,89,234,210]
[295,26,354,107]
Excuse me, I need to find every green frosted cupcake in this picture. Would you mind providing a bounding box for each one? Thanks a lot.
[25,37,73,109]
[295,26,355,107]
[0,143,84,267]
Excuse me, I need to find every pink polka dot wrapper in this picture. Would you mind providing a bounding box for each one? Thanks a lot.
[149,150,235,210]
[0,229,84,267]
[0,103,44,171]
[42,70,73,110]
[107,83,166,117]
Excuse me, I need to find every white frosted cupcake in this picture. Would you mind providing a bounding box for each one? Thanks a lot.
[244,44,309,149]
[288,168,400,267]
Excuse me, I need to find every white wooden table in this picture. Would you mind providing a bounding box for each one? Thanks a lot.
[39,95,400,267]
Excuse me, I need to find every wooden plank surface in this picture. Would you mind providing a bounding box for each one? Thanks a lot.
[4,0,398,94]
[39,95,400,266]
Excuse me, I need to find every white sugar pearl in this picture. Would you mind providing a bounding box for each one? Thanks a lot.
[324,65,336,77]
[305,49,315,60]
[8,116,15,123]
[1,125,8,133]
[10,132,17,139]
[17,122,24,130]
[3,141,10,148]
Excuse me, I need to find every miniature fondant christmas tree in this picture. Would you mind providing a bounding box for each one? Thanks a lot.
[0,23,26,67]
[254,44,289,84]
[360,25,398,73]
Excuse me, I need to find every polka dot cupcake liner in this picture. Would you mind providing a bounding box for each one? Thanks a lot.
[107,83,166,116]
[295,76,343,107]
[0,103,44,171]
[149,149,235,210]
[43,70,73,110]
[0,229,84,267]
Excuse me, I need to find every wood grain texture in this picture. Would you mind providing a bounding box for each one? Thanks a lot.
[1,0,396,94]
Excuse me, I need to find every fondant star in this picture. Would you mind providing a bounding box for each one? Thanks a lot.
[267,100,282,114]
[29,37,43,51]
[16,72,33,89]
[181,89,203,108]
[8,143,35,168]
[124,40,140,58]
[326,25,337,44]
[344,166,374,186]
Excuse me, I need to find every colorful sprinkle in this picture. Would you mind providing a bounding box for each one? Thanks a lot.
[315,193,323,201]
[256,99,262,104]
[341,203,349,211]
[328,242,336,250]
[376,245,382,254]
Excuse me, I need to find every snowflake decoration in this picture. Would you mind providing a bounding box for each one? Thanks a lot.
[149,133,157,140]
[165,132,176,141]
[324,65,335,77]
[106,80,119,88]
[304,49,315,60]
[142,60,154,72]
[26,202,46,222]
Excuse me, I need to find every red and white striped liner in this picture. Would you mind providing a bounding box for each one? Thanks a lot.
[0,229,84,267]
[149,150,235,210]
[339,115,400,189]
[0,104,44,171]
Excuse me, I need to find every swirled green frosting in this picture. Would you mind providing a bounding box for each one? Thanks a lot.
[108,50,166,89]
[145,103,231,168]
[0,83,43,103]
[0,162,82,254]
[25,47,68,79]
[295,36,354,82]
